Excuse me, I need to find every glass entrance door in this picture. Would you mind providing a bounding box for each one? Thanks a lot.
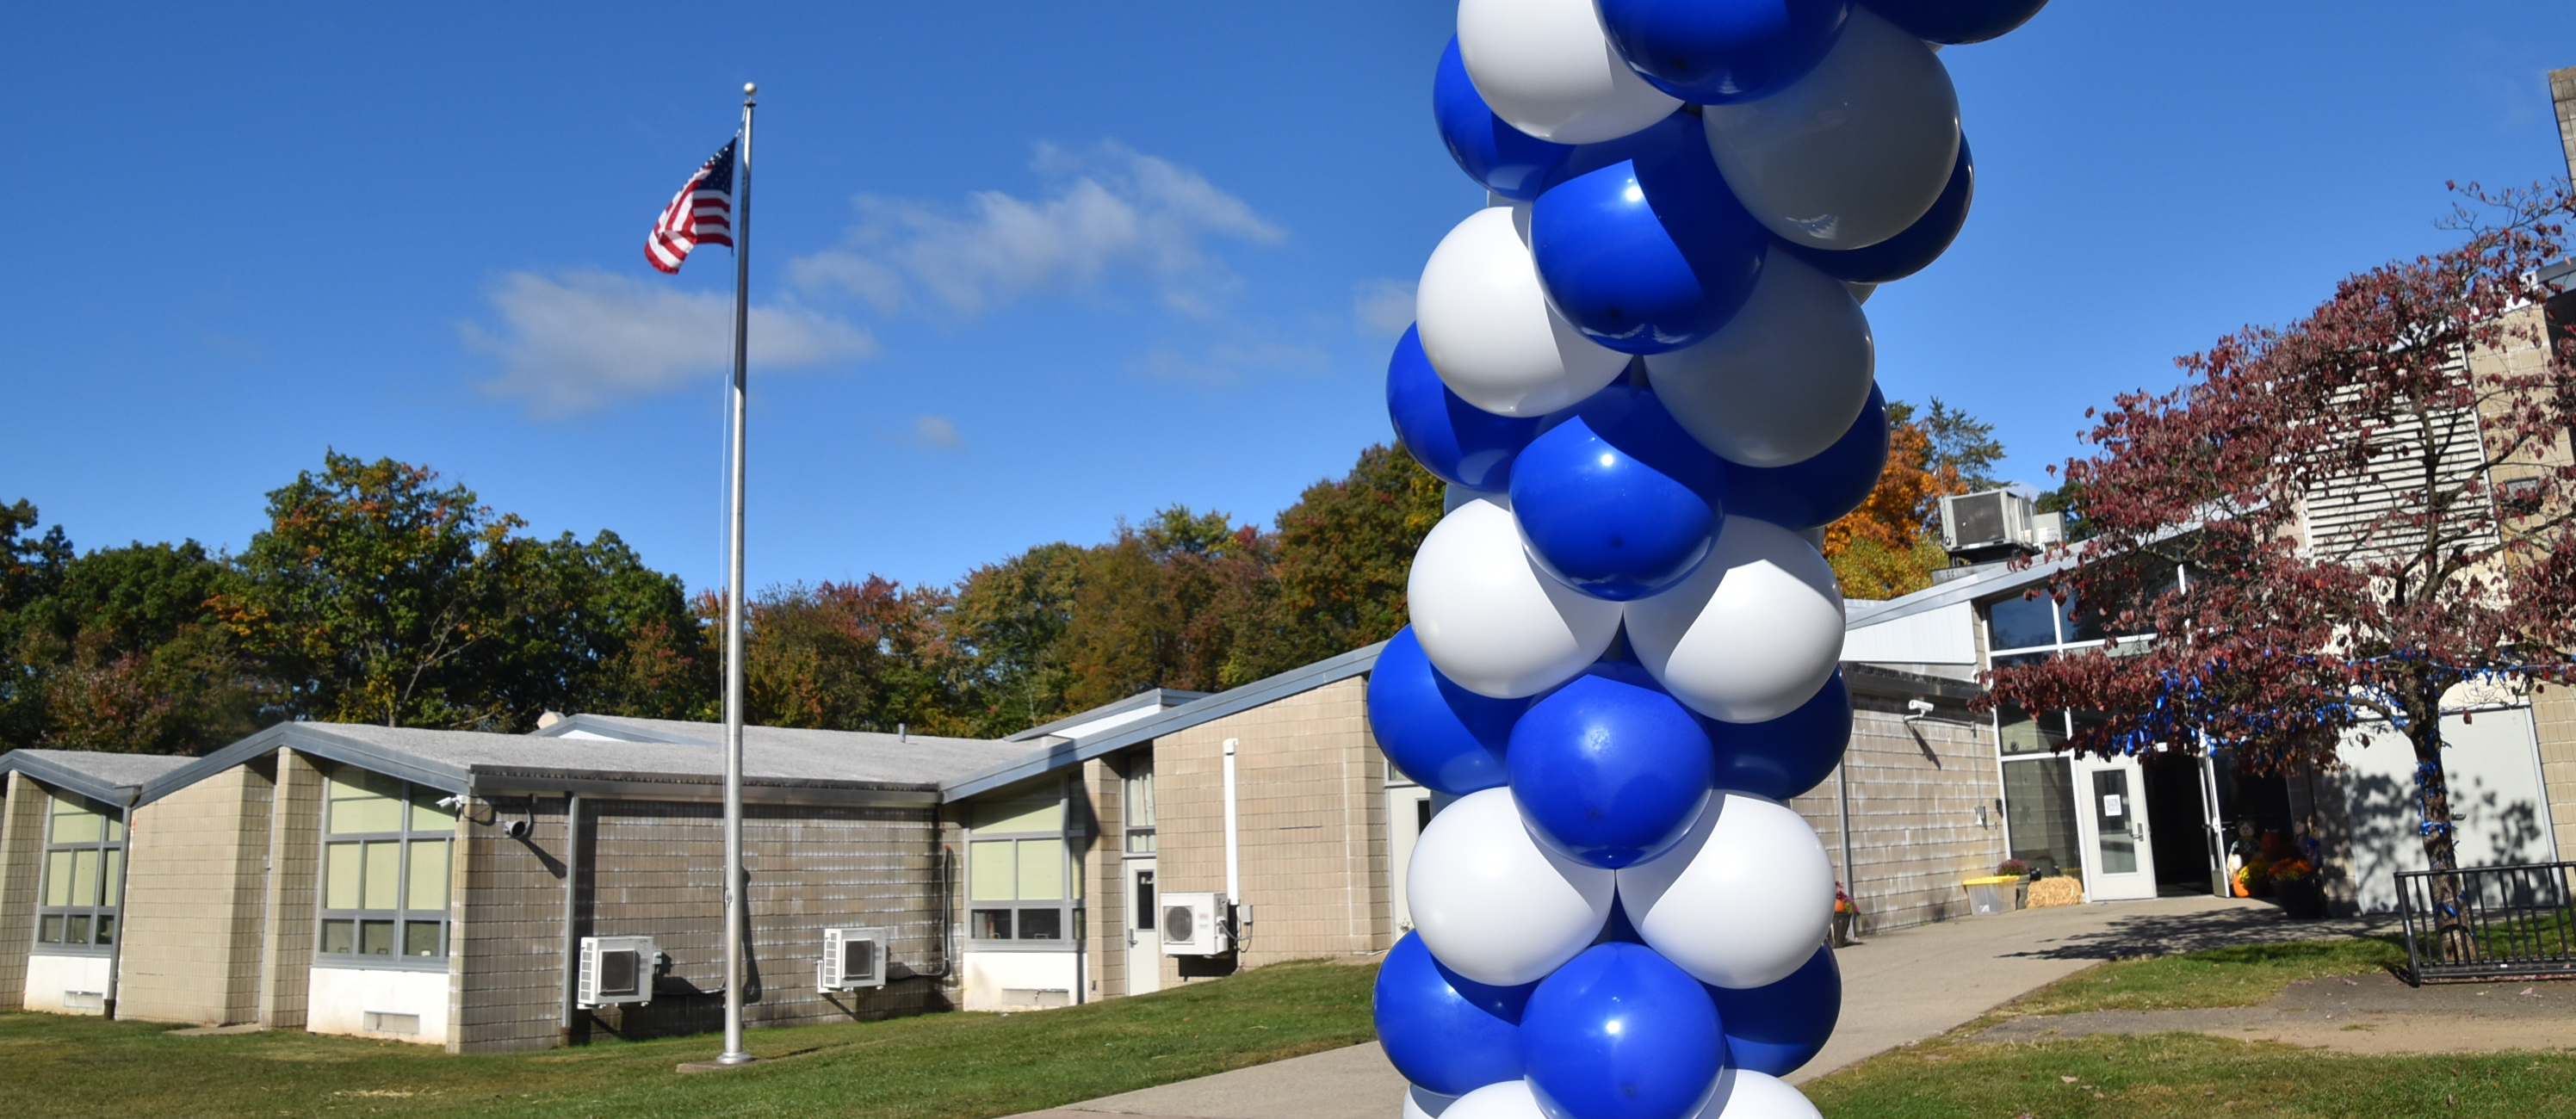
[1125,862,1159,995]
[2071,754,2158,900]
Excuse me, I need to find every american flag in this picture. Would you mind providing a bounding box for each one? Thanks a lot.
[646,139,737,274]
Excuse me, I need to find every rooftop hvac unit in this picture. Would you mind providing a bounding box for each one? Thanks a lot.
[817,926,889,992]
[578,935,659,1009]
[1939,489,2034,553]
[1160,892,1231,955]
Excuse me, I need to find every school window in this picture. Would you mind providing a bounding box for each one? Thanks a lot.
[1123,763,1155,855]
[318,769,456,961]
[967,782,1079,943]
[35,793,123,950]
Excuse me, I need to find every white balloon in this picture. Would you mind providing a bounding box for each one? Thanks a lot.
[1457,0,1679,145]
[1417,207,1628,417]
[1619,793,1834,989]
[1405,1085,1462,1119]
[1643,251,1873,469]
[1409,495,1623,699]
[1409,788,1615,986]
[1625,517,1844,724]
[1702,7,1960,250]
[1441,1080,1549,1119]
[1688,1069,1822,1119]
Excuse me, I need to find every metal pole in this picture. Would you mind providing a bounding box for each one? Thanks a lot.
[718,81,756,1068]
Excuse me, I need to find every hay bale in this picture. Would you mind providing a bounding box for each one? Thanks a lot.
[2026,876,2084,908]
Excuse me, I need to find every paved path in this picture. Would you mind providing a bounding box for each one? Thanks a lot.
[1005,895,2375,1119]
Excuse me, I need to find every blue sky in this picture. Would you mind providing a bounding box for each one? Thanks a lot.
[5,2,2573,594]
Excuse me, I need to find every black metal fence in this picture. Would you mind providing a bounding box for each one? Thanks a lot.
[2393,861,2576,985]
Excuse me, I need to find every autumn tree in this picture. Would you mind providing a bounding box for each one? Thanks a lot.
[1822,399,2003,599]
[1985,182,2576,951]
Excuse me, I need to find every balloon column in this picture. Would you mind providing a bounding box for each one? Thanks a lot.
[1377,3,2043,1117]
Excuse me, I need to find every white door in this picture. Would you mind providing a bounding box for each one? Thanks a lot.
[1386,787,1433,936]
[2072,754,2158,900]
[1125,861,1160,995]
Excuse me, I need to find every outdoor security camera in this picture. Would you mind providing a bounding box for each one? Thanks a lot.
[503,819,533,840]
[1905,698,1935,718]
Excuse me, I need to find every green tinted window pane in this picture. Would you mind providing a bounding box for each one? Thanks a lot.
[1998,705,2066,757]
[408,794,458,834]
[328,771,403,834]
[70,850,99,908]
[969,788,1062,833]
[362,843,401,910]
[325,843,362,910]
[403,921,442,957]
[50,797,101,844]
[38,915,64,943]
[1016,838,1064,901]
[105,813,123,841]
[406,839,449,911]
[969,840,1016,900]
[44,850,73,906]
[65,915,91,944]
[320,919,356,954]
[2003,757,2080,877]
[1019,908,1063,940]
[1988,594,2061,651]
[102,850,122,908]
[360,920,395,955]
[93,915,115,945]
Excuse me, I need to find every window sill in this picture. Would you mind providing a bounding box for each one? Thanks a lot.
[28,944,113,959]
[313,953,452,974]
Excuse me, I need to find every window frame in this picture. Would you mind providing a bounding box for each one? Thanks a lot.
[963,776,1082,951]
[313,768,457,971]
[32,790,124,956]
[1122,760,1155,856]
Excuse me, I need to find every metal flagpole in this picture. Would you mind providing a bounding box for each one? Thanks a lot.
[718,80,757,1068]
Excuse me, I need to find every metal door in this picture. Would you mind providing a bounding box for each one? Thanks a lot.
[1387,787,1433,936]
[1124,862,1160,995]
[2071,753,2158,900]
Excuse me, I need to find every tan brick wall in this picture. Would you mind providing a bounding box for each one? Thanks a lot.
[257,749,322,1029]
[1789,697,2007,933]
[1152,676,1388,986]
[1084,756,1125,999]
[0,771,42,1011]
[2530,683,2576,862]
[455,796,953,1053]
[118,762,273,1024]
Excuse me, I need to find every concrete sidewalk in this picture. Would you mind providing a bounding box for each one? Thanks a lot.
[1006,895,2375,1119]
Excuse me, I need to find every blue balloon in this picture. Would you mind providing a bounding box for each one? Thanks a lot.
[1508,661,1713,869]
[1390,324,1544,491]
[1434,37,1574,201]
[1780,138,1974,284]
[1376,931,1536,1096]
[1705,946,1842,1076]
[1702,669,1851,800]
[1531,114,1768,355]
[1722,384,1889,531]
[1522,943,1725,1119]
[1510,377,1728,601]
[1368,627,1528,795]
[1597,0,1849,104]
[1860,0,2048,43]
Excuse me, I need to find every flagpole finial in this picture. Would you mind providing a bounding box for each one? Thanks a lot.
[743,82,757,97]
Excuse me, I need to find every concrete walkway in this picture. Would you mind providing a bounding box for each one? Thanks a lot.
[1006,895,2375,1119]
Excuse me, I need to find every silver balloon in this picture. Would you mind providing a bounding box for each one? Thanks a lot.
[1643,250,1873,469]
[1701,7,1960,250]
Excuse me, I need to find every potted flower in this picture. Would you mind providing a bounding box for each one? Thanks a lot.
[2269,858,2326,918]
[1831,882,1857,946]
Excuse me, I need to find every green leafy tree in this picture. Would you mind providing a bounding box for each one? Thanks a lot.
[740,578,968,734]
[15,541,269,754]
[490,530,711,725]
[1252,445,1445,676]
[220,452,524,728]
[951,541,1087,735]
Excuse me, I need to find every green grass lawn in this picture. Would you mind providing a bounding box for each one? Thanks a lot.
[1806,1032,2576,1119]
[1804,937,2576,1119]
[2002,936,2408,1015]
[0,957,1377,1119]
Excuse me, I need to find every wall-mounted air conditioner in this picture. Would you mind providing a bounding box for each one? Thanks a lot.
[578,935,659,1008]
[1161,892,1231,955]
[818,926,889,992]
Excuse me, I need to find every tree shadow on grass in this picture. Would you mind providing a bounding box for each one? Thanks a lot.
[2002,906,2401,962]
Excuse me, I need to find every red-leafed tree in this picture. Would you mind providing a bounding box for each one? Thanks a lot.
[1984,182,2576,950]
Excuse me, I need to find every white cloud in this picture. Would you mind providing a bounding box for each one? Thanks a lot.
[790,142,1286,320]
[907,414,964,449]
[1351,277,1416,337]
[464,270,875,416]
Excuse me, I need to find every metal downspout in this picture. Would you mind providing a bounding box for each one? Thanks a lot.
[102,794,135,1020]
[559,793,585,1047]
